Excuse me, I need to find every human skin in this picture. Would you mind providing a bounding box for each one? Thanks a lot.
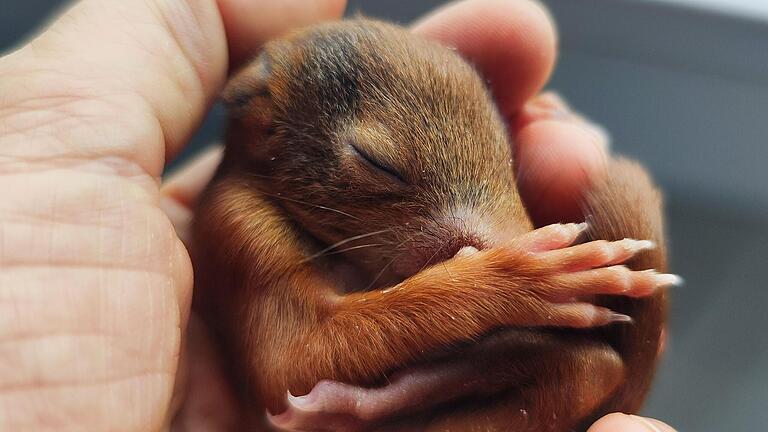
[0,0,675,430]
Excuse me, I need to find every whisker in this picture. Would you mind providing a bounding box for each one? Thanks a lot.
[300,229,392,263]
[418,241,446,275]
[365,235,414,291]
[245,172,281,180]
[330,243,385,254]
[301,243,385,263]
[262,192,363,221]
[441,259,454,280]
[365,254,400,291]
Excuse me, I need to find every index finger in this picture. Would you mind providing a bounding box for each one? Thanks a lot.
[221,0,347,67]
[413,0,557,114]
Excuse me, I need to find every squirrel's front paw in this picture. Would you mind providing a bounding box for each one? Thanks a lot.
[494,223,681,327]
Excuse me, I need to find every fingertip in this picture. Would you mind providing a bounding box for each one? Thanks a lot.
[220,0,348,67]
[589,413,677,432]
[588,413,636,431]
[413,0,557,111]
[630,415,677,432]
[515,119,608,225]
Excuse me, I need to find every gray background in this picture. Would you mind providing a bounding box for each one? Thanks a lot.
[3,0,767,430]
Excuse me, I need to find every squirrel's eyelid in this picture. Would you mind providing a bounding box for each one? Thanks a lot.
[349,142,407,184]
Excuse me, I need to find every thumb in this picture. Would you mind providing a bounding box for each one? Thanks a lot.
[0,0,345,176]
[0,1,344,430]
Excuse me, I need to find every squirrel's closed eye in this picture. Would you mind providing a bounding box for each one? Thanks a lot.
[349,142,407,184]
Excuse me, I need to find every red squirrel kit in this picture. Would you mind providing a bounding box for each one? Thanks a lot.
[192,19,677,431]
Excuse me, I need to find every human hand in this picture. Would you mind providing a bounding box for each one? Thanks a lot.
[0,0,345,430]
[0,0,670,431]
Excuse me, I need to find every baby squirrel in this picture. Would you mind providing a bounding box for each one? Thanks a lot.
[192,19,673,431]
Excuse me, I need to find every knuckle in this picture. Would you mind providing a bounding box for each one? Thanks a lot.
[590,241,614,262]
[0,87,164,177]
[606,266,632,291]
[575,305,598,327]
[553,304,596,328]
[0,157,174,273]
[0,54,168,176]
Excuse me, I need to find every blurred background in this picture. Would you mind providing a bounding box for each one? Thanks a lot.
[2,0,767,430]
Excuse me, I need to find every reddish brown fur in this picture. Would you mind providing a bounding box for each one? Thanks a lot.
[192,19,667,431]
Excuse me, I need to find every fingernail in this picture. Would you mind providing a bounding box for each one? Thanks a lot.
[287,390,313,408]
[533,92,611,151]
[574,222,589,233]
[655,274,684,287]
[621,238,656,253]
[538,92,571,111]
[549,107,571,121]
[558,222,589,237]
[610,312,634,323]
[546,223,577,238]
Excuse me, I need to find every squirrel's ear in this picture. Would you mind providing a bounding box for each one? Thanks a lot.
[222,49,274,124]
